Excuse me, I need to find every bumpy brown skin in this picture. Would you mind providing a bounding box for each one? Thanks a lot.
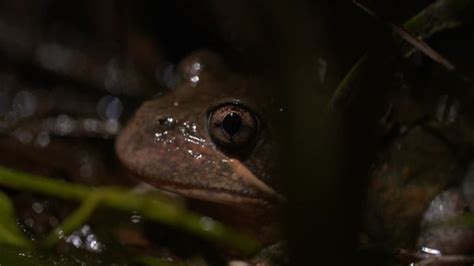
[116,51,285,235]
[364,126,463,248]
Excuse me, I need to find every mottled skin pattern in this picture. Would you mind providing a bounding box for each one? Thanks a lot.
[116,51,284,212]
[365,126,462,249]
[366,125,474,258]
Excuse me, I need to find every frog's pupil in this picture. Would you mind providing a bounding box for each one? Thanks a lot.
[222,112,242,136]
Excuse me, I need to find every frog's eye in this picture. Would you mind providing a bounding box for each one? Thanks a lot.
[208,103,259,149]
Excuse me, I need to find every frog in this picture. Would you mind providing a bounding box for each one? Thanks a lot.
[362,125,462,256]
[363,121,474,264]
[115,50,285,237]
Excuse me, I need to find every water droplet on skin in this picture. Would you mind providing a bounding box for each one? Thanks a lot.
[180,121,205,144]
[154,130,169,142]
[184,134,206,145]
[190,75,200,85]
[186,149,203,160]
[158,117,175,127]
[155,118,205,147]
[191,62,202,75]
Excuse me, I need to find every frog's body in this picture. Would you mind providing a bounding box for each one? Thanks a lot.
[365,124,474,259]
[116,51,284,220]
[365,126,462,246]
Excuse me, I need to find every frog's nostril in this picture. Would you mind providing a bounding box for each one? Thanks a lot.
[158,117,175,127]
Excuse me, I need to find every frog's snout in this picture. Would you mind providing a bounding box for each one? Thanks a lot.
[116,109,283,208]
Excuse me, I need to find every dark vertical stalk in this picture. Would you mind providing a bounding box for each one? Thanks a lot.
[263,1,367,265]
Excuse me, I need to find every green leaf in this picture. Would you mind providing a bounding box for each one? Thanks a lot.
[0,191,32,248]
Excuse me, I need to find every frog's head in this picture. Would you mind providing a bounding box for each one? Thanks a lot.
[116,51,284,209]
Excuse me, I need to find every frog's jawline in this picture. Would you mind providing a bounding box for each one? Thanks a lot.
[133,173,281,208]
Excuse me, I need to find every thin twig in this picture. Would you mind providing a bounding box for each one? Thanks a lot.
[353,0,455,71]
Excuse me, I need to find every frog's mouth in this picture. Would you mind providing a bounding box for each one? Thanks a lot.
[135,158,285,208]
[118,142,285,207]
[157,183,283,207]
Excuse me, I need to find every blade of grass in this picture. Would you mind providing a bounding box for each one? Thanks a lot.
[404,0,474,40]
[0,191,32,248]
[0,166,261,254]
[353,0,455,70]
[329,0,474,111]
[43,192,102,248]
